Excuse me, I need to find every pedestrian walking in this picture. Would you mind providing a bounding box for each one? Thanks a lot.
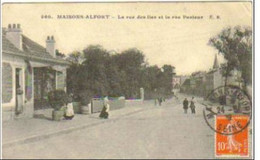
[163,97,166,102]
[158,97,162,106]
[190,97,196,114]
[64,95,74,120]
[99,96,110,119]
[183,98,189,114]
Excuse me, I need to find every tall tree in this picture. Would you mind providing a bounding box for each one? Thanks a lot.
[209,26,252,88]
[105,54,123,97]
[66,45,176,101]
[66,51,84,99]
[82,45,110,97]
[162,64,175,94]
[66,51,84,64]
[113,48,145,98]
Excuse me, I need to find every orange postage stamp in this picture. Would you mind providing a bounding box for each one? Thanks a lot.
[215,115,249,157]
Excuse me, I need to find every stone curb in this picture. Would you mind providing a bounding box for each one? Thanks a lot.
[3,107,147,148]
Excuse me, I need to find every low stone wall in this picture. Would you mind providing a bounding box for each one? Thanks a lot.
[91,99,103,113]
[91,97,126,113]
[125,99,144,107]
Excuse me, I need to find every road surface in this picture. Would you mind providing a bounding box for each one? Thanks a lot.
[3,96,215,159]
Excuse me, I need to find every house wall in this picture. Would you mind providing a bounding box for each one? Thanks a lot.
[2,61,16,121]
[2,53,34,121]
[2,54,68,121]
[205,73,213,96]
[2,62,13,104]
[226,70,242,87]
[213,70,224,89]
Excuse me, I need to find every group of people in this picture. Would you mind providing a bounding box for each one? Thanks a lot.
[63,94,197,120]
[64,95,196,120]
[62,94,110,120]
[63,95,111,120]
[155,97,165,106]
[182,97,196,114]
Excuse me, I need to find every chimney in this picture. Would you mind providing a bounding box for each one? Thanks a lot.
[6,24,23,50]
[46,35,56,57]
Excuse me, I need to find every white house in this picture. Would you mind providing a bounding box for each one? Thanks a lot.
[2,24,70,121]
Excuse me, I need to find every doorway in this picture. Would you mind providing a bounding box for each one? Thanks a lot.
[33,67,56,110]
[15,68,24,115]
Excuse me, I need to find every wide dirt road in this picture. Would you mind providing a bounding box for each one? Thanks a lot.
[3,97,215,159]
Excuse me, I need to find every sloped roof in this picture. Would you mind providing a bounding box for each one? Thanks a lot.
[22,35,55,60]
[207,68,218,74]
[2,35,26,56]
[2,30,69,66]
[182,79,190,86]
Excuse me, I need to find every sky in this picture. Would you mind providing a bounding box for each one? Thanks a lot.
[2,2,252,75]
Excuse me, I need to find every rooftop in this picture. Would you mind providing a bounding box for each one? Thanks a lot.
[2,28,69,66]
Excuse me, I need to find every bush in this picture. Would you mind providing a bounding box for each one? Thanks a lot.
[79,90,93,105]
[48,89,68,111]
[71,93,81,102]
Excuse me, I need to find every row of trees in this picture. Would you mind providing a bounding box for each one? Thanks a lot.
[66,45,175,104]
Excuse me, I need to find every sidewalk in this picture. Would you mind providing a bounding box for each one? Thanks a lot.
[2,104,149,148]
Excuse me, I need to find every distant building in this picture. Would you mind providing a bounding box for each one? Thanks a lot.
[173,75,189,90]
[172,76,181,89]
[180,54,223,97]
[205,69,224,96]
[205,54,224,96]
[2,24,70,121]
[205,54,243,96]
[180,78,190,93]
[190,71,207,96]
[180,76,189,86]
[180,54,244,98]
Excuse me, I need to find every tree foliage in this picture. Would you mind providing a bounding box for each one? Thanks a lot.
[67,45,175,102]
[209,26,252,87]
[55,49,66,59]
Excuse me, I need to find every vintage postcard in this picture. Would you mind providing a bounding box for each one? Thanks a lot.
[1,1,254,159]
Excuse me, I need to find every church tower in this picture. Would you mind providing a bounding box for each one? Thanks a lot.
[213,54,219,69]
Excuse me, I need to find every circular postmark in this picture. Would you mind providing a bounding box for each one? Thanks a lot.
[203,85,252,135]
